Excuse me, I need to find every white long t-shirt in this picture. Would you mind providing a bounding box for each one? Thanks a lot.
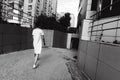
[32,28,44,54]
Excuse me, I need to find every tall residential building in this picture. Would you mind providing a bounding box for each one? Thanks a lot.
[42,0,57,17]
[0,0,3,21]
[22,0,42,27]
[2,0,24,24]
[22,0,57,27]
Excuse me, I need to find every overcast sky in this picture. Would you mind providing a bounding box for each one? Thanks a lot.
[57,0,79,14]
[57,0,79,27]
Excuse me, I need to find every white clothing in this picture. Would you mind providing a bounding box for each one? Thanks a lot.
[32,28,44,54]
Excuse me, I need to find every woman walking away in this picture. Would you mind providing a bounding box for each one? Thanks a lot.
[32,26,44,69]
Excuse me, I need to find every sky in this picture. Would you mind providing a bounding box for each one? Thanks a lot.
[57,0,79,27]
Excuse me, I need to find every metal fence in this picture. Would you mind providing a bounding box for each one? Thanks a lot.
[89,0,120,45]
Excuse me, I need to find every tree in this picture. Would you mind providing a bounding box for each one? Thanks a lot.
[34,13,71,32]
[34,14,57,29]
[34,14,47,29]
[58,13,71,28]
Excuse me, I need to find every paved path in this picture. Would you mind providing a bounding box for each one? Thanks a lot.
[0,48,77,80]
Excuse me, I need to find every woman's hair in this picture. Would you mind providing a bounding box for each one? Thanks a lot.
[34,25,39,28]
[34,19,43,29]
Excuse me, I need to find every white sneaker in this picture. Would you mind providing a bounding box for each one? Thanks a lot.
[33,64,36,69]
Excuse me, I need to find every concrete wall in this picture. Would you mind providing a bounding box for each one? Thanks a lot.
[0,23,33,54]
[66,33,72,49]
[53,30,67,48]
[43,29,54,47]
[78,1,120,80]
[43,30,68,48]
[81,19,92,40]
[0,24,68,54]
[78,40,120,80]
[66,33,79,49]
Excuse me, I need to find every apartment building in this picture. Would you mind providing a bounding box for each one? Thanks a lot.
[42,0,57,17]
[77,0,120,80]
[22,0,57,27]
[0,0,3,21]
[1,0,24,24]
[22,0,42,27]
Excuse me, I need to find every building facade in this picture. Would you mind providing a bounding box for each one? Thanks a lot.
[22,0,41,27]
[77,0,120,80]
[42,0,57,17]
[2,0,24,24]
[0,0,3,22]
[22,0,57,27]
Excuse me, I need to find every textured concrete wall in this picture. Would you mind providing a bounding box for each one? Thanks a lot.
[78,40,120,80]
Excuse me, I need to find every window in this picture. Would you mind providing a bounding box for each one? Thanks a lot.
[101,0,111,18]
[29,0,33,3]
[29,19,32,24]
[28,12,32,16]
[9,2,14,8]
[28,5,32,10]
[111,0,120,16]
[91,0,98,10]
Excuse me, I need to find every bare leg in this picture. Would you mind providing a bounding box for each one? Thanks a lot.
[33,54,39,69]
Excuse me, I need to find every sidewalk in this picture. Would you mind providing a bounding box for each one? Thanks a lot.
[0,47,79,80]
